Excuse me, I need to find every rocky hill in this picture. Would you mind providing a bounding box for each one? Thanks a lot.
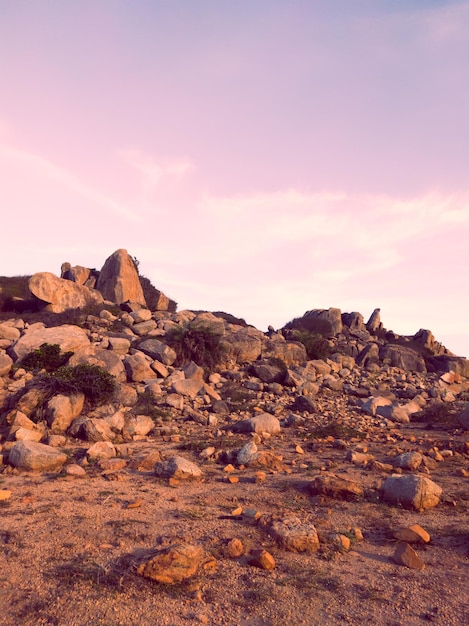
[0,249,468,626]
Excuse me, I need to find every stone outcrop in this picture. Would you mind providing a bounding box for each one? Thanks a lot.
[303,308,342,335]
[9,324,90,361]
[96,249,146,306]
[29,272,103,313]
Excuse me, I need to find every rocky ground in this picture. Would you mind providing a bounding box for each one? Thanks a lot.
[0,306,468,626]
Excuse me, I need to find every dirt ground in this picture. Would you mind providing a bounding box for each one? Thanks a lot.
[1,414,468,626]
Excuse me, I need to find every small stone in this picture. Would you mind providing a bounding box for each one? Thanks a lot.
[249,549,276,570]
[65,464,86,477]
[330,533,351,552]
[227,476,239,484]
[0,489,12,501]
[255,471,266,483]
[126,499,143,509]
[295,444,305,455]
[393,524,430,544]
[226,538,244,558]
[392,542,425,571]
[223,464,236,473]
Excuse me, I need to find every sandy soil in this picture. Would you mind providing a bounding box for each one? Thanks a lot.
[1,407,468,626]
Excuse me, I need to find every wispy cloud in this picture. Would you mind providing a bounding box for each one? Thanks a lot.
[0,143,138,220]
[117,148,193,199]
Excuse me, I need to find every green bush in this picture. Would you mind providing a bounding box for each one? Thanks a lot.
[166,325,226,371]
[292,330,331,360]
[21,343,73,372]
[36,364,117,406]
[283,316,333,336]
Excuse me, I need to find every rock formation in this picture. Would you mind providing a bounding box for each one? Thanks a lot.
[96,248,146,306]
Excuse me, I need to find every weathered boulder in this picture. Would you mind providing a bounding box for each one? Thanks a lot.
[381,474,442,511]
[96,249,146,306]
[9,325,90,362]
[61,263,96,287]
[232,413,281,435]
[341,312,365,332]
[220,327,263,363]
[309,473,364,500]
[393,452,423,470]
[237,441,260,466]
[137,544,207,584]
[171,378,204,399]
[29,272,103,313]
[68,347,126,382]
[122,414,155,439]
[355,343,379,367]
[46,393,85,433]
[250,359,286,383]
[137,338,177,366]
[303,308,342,335]
[366,308,382,333]
[81,418,115,442]
[0,352,13,376]
[262,339,307,366]
[124,352,156,382]
[259,515,320,553]
[0,323,21,342]
[154,455,203,480]
[8,441,67,471]
[86,441,116,460]
[189,312,225,336]
[413,329,449,357]
[361,396,393,417]
[379,344,426,373]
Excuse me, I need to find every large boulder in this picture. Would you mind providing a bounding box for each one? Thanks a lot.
[29,272,103,313]
[220,327,263,364]
[9,325,90,361]
[137,338,177,366]
[46,393,85,433]
[8,441,67,471]
[68,346,126,382]
[96,249,146,306]
[262,338,307,366]
[379,344,426,373]
[303,308,342,335]
[366,308,382,333]
[381,474,442,511]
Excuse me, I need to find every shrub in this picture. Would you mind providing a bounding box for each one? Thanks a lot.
[0,275,39,313]
[166,325,226,371]
[292,330,331,360]
[36,364,117,406]
[411,402,459,427]
[21,343,73,372]
[283,316,333,336]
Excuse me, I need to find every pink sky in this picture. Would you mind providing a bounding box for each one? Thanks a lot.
[1,1,468,357]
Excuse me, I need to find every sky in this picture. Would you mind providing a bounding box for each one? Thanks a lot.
[1,0,468,357]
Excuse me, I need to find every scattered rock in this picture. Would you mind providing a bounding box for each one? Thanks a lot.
[392,542,425,571]
[137,543,206,584]
[381,474,442,511]
[154,456,203,480]
[8,441,67,471]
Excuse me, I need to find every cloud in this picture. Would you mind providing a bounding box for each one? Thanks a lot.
[0,143,138,221]
[117,148,193,200]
